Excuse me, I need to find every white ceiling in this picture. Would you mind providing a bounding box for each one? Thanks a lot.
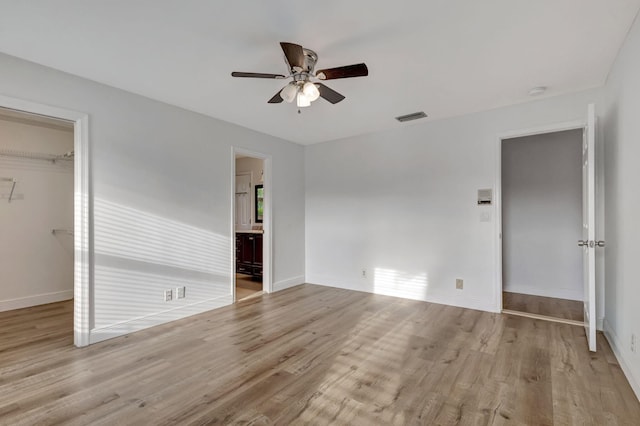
[0,1,638,145]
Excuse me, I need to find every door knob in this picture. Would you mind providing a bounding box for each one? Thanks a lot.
[578,240,588,247]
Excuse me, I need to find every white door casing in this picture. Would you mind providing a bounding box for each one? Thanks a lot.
[231,148,272,296]
[581,103,597,352]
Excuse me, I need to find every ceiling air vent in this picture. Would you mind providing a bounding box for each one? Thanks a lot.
[395,111,428,123]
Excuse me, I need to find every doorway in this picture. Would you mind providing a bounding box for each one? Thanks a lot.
[500,128,584,324]
[0,106,76,345]
[233,151,269,301]
[0,95,89,347]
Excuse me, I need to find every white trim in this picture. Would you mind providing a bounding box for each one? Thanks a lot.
[502,309,584,327]
[273,275,306,292]
[308,280,494,313]
[603,319,640,401]
[495,119,586,312]
[231,156,236,303]
[502,285,583,302]
[231,148,272,297]
[0,94,90,347]
[597,316,604,331]
[89,295,233,344]
[498,120,585,140]
[0,290,73,313]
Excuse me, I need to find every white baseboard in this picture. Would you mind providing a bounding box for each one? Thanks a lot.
[0,290,73,312]
[272,275,305,292]
[603,318,640,401]
[89,295,233,345]
[307,280,494,313]
[503,284,582,301]
[597,316,604,331]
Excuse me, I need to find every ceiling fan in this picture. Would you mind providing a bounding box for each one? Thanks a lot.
[231,42,368,108]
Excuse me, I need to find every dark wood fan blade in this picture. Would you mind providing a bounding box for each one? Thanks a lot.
[316,63,368,80]
[268,91,284,104]
[280,42,305,69]
[232,72,286,79]
[317,83,345,104]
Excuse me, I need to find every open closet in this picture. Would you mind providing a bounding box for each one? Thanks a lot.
[501,129,584,323]
[0,107,74,313]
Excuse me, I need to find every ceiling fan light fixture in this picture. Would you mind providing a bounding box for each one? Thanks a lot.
[280,83,298,103]
[232,42,368,107]
[296,92,311,108]
[302,82,320,102]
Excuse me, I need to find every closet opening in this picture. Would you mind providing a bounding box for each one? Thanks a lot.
[501,128,584,323]
[0,106,75,339]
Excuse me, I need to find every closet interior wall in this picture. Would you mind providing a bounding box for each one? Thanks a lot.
[0,111,74,312]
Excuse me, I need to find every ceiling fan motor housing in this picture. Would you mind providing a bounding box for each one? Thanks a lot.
[299,48,318,74]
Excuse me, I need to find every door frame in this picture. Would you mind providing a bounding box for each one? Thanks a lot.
[0,94,91,347]
[494,119,585,312]
[231,147,272,299]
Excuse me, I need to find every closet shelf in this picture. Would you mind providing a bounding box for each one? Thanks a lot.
[0,149,73,163]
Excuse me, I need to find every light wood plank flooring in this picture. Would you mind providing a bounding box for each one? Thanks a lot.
[1,285,638,425]
[236,273,262,300]
[503,291,584,322]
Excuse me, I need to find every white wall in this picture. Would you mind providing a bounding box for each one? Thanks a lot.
[0,52,305,343]
[306,88,603,314]
[602,13,640,399]
[502,130,583,301]
[236,157,264,226]
[0,117,74,311]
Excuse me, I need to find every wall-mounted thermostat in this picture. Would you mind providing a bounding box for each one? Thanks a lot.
[478,188,492,205]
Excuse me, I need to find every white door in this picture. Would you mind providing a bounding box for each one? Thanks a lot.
[581,104,597,352]
[235,174,251,228]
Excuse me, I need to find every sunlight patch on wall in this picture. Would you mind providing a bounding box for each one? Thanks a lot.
[94,198,229,275]
[373,268,428,300]
[92,198,231,328]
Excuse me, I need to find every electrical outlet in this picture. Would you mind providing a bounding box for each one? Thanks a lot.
[361,269,366,278]
[164,289,172,302]
[456,279,464,290]
[632,334,637,353]
[176,286,186,299]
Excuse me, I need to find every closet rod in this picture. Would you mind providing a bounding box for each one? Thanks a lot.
[0,149,73,162]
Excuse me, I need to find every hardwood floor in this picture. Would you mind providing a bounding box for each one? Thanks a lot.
[236,273,262,301]
[1,285,638,425]
[503,291,584,322]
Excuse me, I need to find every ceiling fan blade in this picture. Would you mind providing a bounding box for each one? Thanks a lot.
[316,83,345,104]
[267,91,284,104]
[316,63,368,80]
[280,42,305,70]
[232,72,287,79]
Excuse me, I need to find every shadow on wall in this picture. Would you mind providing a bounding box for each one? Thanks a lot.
[92,198,231,328]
